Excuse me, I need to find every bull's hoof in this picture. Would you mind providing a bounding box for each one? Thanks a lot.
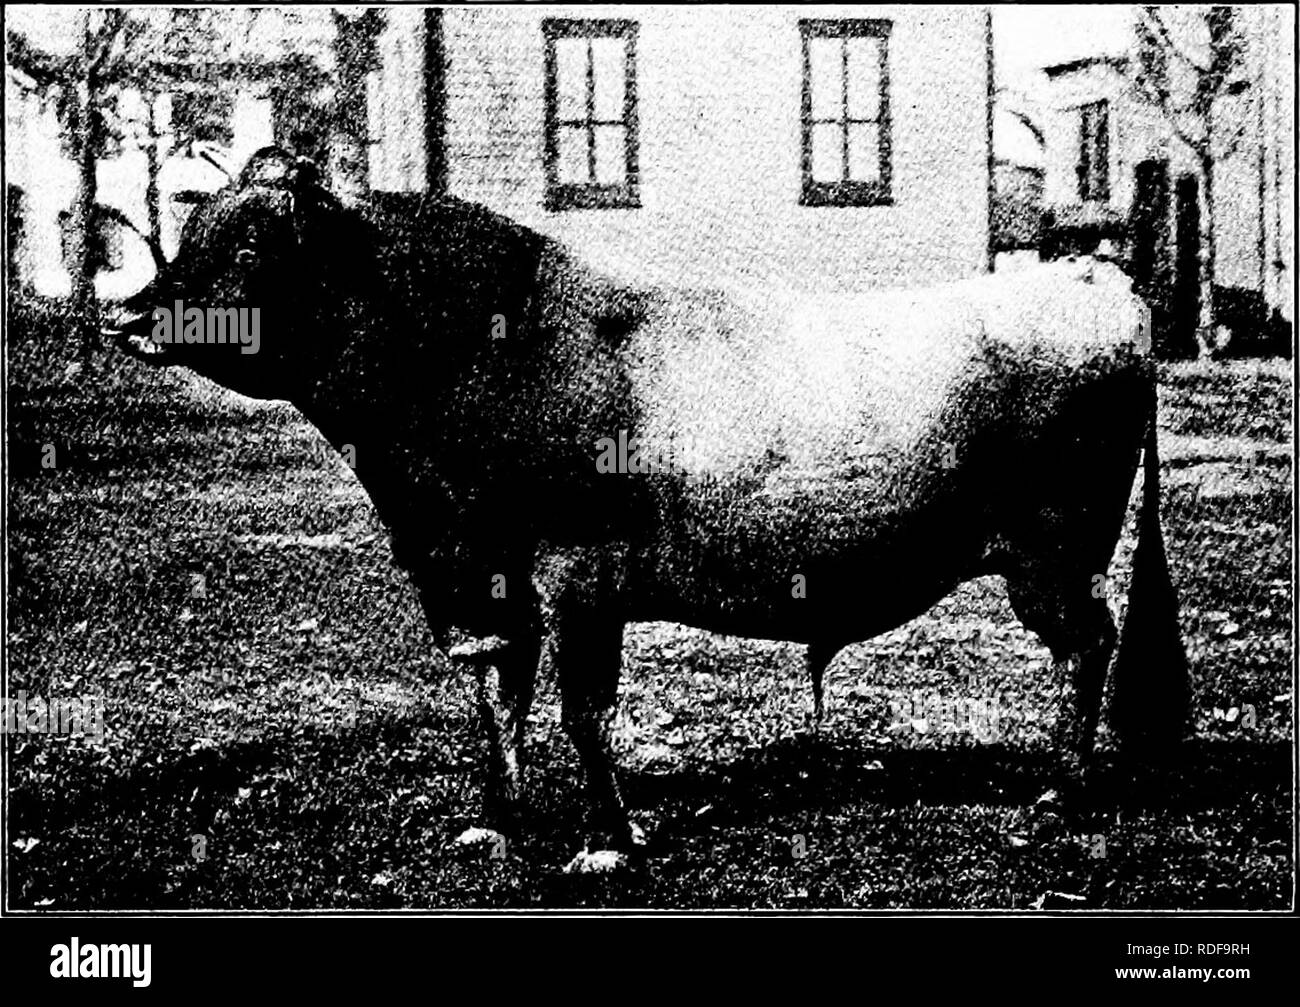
[563,849,630,874]
[454,826,508,848]
[562,821,646,873]
[447,635,510,664]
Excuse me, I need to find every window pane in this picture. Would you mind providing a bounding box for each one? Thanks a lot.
[846,38,881,120]
[557,125,589,183]
[847,121,880,182]
[593,125,627,185]
[811,122,843,182]
[591,37,627,121]
[555,38,588,122]
[808,37,843,121]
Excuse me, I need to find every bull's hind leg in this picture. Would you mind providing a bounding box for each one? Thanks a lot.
[1001,399,1140,788]
[1005,572,1117,786]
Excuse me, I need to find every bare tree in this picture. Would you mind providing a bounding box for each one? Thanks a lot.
[8,10,130,359]
[6,8,335,364]
[1131,5,1252,343]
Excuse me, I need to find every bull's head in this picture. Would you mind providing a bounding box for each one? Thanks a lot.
[104,147,353,400]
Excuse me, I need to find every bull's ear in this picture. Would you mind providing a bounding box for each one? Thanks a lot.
[239,146,297,188]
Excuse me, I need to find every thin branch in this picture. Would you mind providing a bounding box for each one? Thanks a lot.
[1007,109,1045,147]
[1218,112,1251,161]
[87,10,128,74]
[5,29,73,88]
[1142,7,1209,74]
[1133,67,1209,157]
[1167,109,1209,158]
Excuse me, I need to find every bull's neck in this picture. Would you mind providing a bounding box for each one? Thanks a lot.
[284,195,568,570]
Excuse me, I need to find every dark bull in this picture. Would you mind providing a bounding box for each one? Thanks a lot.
[105,148,1188,870]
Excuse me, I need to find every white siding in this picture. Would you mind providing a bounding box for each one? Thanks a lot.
[435,4,990,295]
[369,5,427,192]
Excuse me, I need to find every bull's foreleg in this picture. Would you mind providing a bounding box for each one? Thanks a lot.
[450,636,539,835]
[552,617,638,870]
[531,545,640,870]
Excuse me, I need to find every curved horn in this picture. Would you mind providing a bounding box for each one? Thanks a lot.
[197,147,234,182]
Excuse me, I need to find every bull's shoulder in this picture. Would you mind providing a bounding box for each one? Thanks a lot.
[533,244,664,345]
[365,193,552,277]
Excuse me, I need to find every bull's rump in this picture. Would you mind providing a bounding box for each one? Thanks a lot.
[614,261,1151,636]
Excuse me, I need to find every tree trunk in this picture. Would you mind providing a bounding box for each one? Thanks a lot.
[69,18,101,362]
[1197,152,1218,352]
[144,93,163,251]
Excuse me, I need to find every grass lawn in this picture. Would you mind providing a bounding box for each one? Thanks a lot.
[5,324,1293,910]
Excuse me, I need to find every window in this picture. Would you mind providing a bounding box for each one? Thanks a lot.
[799,19,892,207]
[1078,101,1110,202]
[543,19,639,210]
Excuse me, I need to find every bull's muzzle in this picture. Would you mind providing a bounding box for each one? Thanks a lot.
[102,290,170,364]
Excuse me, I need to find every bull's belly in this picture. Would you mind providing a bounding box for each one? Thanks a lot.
[626,566,971,648]
[622,468,987,645]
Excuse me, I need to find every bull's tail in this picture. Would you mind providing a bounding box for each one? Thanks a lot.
[1109,377,1190,753]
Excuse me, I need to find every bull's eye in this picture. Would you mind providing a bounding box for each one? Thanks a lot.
[236,247,257,267]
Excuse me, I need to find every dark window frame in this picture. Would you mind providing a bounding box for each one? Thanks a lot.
[799,18,893,208]
[542,18,640,211]
[1078,100,1110,202]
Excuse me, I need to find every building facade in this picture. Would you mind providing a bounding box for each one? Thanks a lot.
[1036,5,1293,343]
[371,4,994,296]
[9,6,996,303]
